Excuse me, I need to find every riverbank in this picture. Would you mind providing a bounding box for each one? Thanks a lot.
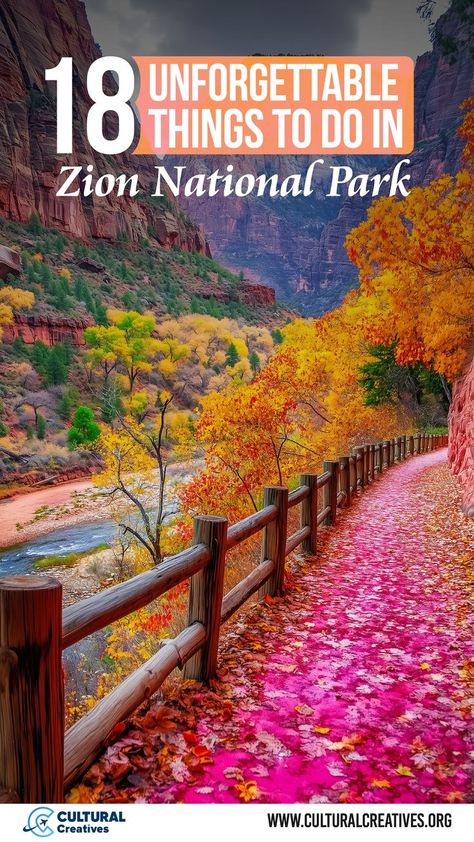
[0,458,201,550]
[41,544,116,606]
[0,478,105,549]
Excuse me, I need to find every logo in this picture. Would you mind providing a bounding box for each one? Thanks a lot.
[23,807,55,837]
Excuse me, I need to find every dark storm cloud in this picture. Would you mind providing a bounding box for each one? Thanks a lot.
[85,0,448,60]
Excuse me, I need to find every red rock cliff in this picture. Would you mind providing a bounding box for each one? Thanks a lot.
[169,6,473,315]
[449,356,474,516]
[2,312,93,346]
[0,0,209,254]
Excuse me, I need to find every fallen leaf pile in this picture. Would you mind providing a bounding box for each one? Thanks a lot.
[69,450,474,804]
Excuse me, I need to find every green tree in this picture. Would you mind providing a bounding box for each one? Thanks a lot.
[45,344,70,385]
[359,344,422,407]
[31,341,49,378]
[68,406,100,449]
[359,344,449,412]
[36,414,46,440]
[94,302,108,326]
[225,342,239,368]
[52,280,70,312]
[249,351,260,375]
[39,261,53,289]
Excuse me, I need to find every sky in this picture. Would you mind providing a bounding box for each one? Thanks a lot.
[85,0,451,61]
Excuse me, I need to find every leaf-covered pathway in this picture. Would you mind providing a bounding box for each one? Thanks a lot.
[74,449,474,804]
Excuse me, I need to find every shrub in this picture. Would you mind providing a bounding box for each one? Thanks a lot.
[57,392,73,420]
[27,211,42,235]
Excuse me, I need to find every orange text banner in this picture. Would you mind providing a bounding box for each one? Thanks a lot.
[133,56,414,155]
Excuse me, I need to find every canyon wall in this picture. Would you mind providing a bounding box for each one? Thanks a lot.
[449,358,474,516]
[0,0,209,253]
[169,6,473,315]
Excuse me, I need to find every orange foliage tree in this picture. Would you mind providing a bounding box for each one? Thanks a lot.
[346,101,474,385]
[178,302,405,535]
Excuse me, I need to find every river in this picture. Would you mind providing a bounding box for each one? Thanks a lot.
[0,519,118,575]
[0,460,200,576]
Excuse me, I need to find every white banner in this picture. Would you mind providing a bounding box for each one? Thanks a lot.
[1,803,473,842]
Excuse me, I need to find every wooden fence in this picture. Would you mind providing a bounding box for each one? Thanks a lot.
[0,432,448,802]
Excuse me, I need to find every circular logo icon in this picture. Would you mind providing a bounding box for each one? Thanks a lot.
[23,807,54,837]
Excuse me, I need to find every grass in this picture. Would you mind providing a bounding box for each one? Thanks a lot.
[33,543,108,569]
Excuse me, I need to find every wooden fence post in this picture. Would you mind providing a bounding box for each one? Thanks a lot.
[353,446,364,488]
[0,576,64,803]
[260,486,289,596]
[183,515,227,683]
[362,445,369,485]
[339,457,351,507]
[408,435,414,456]
[376,443,382,474]
[323,461,338,524]
[300,474,318,554]
[349,454,356,493]
[369,444,375,479]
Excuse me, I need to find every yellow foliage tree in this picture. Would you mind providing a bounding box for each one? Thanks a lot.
[0,287,34,340]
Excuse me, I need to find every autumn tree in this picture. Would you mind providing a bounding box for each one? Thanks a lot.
[108,310,161,393]
[0,286,34,340]
[84,324,127,385]
[16,390,53,433]
[95,393,191,564]
[345,101,474,384]
[178,304,404,536]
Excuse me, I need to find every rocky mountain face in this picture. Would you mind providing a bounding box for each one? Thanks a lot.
[0,2,471,317]
[170,6,473,315]
[0,0,209,253]
[2,312,93,347]
[449,355,474,516]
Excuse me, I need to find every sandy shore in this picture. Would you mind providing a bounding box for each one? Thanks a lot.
[0,478,109,549]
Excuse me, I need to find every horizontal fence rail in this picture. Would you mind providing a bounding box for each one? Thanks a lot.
[0,432,448,802]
